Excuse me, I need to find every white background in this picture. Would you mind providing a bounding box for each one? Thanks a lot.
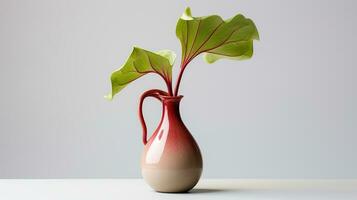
[0,0,356,178]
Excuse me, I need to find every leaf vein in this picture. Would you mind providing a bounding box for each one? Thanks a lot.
[199,28,240,54]
[186,20,201,61]
[190,21,224,59]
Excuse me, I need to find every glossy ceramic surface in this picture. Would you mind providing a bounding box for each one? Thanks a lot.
[139,90,202,192]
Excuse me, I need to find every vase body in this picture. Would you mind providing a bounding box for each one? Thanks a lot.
[139,94,202,193]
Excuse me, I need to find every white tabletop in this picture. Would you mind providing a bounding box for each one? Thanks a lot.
[0,179,356,200]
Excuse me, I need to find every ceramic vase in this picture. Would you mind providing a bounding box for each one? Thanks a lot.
[138,90,202,193]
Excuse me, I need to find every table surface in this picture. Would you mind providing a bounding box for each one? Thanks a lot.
[0,179,356,200]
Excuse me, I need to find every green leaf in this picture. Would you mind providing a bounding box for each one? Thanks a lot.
[156,49,176,66]
[105,47,176,100]
[176,7,259,64]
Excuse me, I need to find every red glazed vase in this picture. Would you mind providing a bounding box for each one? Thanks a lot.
[138,89,203,193]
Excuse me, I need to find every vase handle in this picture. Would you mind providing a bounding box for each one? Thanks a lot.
[138,89,168,145]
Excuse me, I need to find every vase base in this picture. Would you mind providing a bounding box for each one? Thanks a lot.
[142,168,202,193]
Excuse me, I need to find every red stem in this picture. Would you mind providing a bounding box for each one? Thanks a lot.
[166,79,173,96]
[174,54,197,96]
[157,73,173,96]
[174,61,188,96]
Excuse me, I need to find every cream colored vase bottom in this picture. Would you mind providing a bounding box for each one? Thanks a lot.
[142,168,202,193]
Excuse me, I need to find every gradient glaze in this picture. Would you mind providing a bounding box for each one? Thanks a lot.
[139,91,202,192]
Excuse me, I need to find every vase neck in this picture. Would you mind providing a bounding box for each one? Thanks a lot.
[160,96,183,121]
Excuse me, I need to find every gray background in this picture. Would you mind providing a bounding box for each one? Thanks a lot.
[0,0,356,178]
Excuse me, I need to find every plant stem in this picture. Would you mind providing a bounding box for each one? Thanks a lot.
[157,73,173,96]
[166,79,173,96]
[174,59,189,96]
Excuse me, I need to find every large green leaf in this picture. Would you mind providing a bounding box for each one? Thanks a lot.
[176,7,259,64]
[105,47,176,100]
